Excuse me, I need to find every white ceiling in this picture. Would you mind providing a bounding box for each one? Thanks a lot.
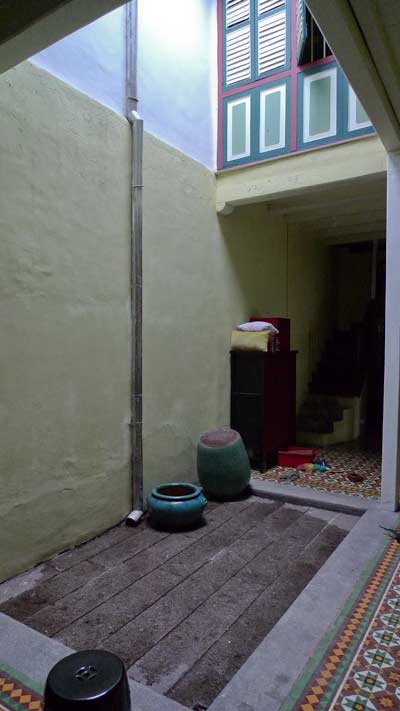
[268,174,387,245]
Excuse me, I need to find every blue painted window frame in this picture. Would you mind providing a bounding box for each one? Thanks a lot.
[222,76,291,169]
[223,0,290,91]
[342,76,375,141]
[297,61,340,151]
[297,62,375,152]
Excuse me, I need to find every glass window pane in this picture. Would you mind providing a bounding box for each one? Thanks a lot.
[309,76,331,136]
[356,98,369,126]
[231,101,247,155]
[264,91,281,147]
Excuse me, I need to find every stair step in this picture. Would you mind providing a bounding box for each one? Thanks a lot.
[297,408,355,446]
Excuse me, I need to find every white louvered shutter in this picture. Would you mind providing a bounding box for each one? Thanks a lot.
[258,0,285,14]
[226,0,250,28]
[226,25,251,85]
[258,10,286,75]
[296,0,307,63]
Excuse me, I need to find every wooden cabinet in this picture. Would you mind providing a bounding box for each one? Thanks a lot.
[230,350,297,471]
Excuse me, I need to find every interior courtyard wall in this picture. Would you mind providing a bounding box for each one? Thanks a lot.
[0,62,131,581]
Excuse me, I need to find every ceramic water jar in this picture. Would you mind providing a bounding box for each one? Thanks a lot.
[147,482,207,530]
[197,428,251,499]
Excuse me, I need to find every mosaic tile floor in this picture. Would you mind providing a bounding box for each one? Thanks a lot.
[0,666,42,711]
[281,534,400,711]
[252,442,382,499]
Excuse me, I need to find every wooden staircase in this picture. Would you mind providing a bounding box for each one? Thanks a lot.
[297,327,366,446]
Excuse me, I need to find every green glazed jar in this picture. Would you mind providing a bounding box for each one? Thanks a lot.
[147,482,207,530]
[197,428,251,500]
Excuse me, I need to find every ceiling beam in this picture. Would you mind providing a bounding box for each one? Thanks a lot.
[326,232,386,246]
[306,0,400,152]
[217,136,386,208]
[350,0,400,121]
[324,220,387,239]
[285,206,386,225]
[270,193,386,217]
[0,0,128,75]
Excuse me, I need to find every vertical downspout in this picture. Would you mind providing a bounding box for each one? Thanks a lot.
[126,0,144,524]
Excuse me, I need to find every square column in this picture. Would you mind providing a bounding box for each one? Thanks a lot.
[381,151,400,510]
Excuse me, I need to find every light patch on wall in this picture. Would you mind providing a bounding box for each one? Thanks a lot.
[138,0,217,168]
[152,0,205,52]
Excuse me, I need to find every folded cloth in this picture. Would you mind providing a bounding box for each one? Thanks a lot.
[237,320,279,334]
[231,329,270,352]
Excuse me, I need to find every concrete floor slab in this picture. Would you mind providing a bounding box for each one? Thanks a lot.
[0,497,365,710]
[251,478,378,514]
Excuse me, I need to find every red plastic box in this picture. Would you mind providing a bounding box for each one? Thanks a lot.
[278,447,317,468]
[250,317,290,351]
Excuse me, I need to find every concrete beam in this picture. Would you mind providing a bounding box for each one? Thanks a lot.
[306,0,400,153]
[0,0,128,75]
[216,136,386,208]
[382,151,400,511]
[350,0,400,123]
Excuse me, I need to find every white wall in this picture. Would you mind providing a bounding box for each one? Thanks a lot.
[31,0,217,168]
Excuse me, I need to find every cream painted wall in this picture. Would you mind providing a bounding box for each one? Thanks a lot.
[142,133,289,492]
[0,62,131,582]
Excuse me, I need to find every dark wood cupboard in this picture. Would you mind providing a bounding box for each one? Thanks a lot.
[230,350,297,471]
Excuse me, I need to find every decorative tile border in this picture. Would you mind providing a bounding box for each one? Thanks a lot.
[281,537,400,711]
[0,666,42,711]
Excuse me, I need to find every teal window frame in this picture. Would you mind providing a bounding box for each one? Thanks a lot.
[222,76,291,168]
[297,62,375,152]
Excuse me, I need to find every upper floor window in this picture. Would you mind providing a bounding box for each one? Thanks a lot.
[224,0,290,88]
[297,3,332,65]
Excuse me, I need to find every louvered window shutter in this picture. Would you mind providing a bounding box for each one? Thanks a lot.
[258,9,287,75]
[296,0,307,64]
[225,22,251,86]
[258,0,285,13]
[226,0,250,27]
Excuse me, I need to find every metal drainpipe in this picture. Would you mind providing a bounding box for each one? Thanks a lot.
[126,0,144,525]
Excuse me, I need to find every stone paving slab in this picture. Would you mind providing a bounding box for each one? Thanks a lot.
[0,497,359,710]
[0,560,103,621]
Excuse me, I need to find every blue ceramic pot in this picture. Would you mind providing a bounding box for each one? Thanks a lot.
[147,482,207,530]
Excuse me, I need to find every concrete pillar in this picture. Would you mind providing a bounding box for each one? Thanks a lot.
[381,151,400,510]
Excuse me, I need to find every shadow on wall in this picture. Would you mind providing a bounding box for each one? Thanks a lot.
[218,204,288,320]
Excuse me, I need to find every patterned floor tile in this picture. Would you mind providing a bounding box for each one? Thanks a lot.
[281,538,400,711]
[252,442,381,499]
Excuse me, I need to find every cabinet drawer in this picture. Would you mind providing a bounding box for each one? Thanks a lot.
[231,393,264,429]
[231,352,264,394]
